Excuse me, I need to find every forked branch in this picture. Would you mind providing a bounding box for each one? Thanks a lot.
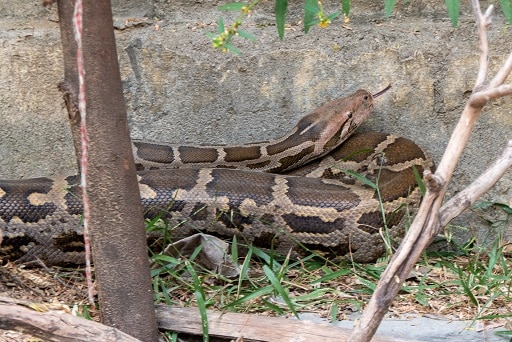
[349,1,512,340]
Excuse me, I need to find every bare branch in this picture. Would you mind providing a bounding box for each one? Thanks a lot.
[472,0,492,88]
[489,51,512,88]
[439,140,512,226]
[470,83,512,107]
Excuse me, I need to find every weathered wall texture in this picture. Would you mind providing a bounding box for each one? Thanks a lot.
[0,1,511,244]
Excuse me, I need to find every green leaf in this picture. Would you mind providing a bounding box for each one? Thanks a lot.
[303,0,318,34]
[275,0,288,40]
[82,305,92,320]
[341,0,351,16]
[224,44,241,55]
[304,0,318,14]
[237,29,257,41]
[306,19,321,28]
[384,0,397,17]
[327,11,341,20]
[219,2,247,11]
[445,0,460,27]
[330,302,339,322]
[500,0,512,24]
[217,18,225,34]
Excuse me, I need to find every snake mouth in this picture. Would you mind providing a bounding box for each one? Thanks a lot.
[372,84,392,98]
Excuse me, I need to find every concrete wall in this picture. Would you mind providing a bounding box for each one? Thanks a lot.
[0,1,511,244]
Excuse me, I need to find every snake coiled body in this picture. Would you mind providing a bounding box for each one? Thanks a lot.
[0,89,434,265]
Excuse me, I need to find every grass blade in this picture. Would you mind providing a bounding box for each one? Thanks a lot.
[310,268,351,284]
[195,290,209,342]
[186,262,209,341]
[237,246,253,298]
[251,246,283,271]
[262,265,298,318]
[261,297,285,315]
[343,170,378,189]
[224,285,275,308]
[412,165,426,195]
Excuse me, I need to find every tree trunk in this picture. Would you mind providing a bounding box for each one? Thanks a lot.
[57,1,159,340]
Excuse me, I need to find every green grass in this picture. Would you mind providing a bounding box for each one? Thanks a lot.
[148,200,512,341]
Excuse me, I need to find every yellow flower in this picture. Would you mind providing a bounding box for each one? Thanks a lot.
[318,19,331,28]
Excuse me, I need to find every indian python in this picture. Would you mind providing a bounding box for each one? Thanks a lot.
[0,87,434,265]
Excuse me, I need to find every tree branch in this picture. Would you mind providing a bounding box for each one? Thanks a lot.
[439,139,512,226]
[473,2,492,88]
[470,83,512,107]
[349,1,512,340]
[488,50,512,89]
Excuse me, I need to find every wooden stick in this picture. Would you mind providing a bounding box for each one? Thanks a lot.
[0,297,141,342]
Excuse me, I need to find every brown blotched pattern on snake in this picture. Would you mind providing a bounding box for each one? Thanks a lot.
[0,89,434,265]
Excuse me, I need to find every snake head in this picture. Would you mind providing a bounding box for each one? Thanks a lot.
[294,88,379,158]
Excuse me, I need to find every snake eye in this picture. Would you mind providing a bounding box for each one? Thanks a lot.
[363,95,369,101]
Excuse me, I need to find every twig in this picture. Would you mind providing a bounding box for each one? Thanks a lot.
[489,52,512,88]
[439,140,512,226]
[470,83,512,107]
[473,2,492,88]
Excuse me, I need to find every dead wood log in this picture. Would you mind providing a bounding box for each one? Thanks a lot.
[0,296,141,342]
[0,296,421,342]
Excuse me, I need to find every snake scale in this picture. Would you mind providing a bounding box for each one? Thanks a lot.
[0,88,434,265]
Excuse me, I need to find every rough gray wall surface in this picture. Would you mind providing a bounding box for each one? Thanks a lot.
[0,1,511,244]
